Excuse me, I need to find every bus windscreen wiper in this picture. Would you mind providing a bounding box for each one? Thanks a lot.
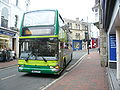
[32,51,47,62]
[41,56,47,62]
[25,54,30,61]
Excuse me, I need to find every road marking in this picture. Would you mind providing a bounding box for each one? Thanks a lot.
[41,53,87,90]
[38,86,45,90]
[1,74,16,80]
[0,66,17,71]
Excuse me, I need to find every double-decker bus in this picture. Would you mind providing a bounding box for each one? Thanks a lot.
[18,9,73,75]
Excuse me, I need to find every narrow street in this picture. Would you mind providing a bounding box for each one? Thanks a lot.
[0,50,88,90]
[1,0,120,90]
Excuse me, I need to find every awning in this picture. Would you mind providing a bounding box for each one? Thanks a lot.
[0,27,17,37]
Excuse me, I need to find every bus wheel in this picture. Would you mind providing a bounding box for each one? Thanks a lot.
[63,59,66,68]
[70,54,73,61]
[55,73,61,78]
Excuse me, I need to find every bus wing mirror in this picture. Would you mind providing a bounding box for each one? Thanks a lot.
[62,25,72,33]
[61,24,69,30]
[61,26,66,30]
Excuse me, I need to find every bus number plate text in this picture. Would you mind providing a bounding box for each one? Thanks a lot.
[31,70,41,73]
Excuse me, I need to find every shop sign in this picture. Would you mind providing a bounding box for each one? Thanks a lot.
[109,34,116,61]
[72,40,82,51]
[0,29,16,36]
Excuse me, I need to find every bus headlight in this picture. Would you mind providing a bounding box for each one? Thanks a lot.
[18,65,20,67]
[55,66,59,69]
[50,66,60,71]
[18,67,23,70]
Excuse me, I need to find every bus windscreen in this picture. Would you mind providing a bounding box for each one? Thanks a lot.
[23,10,55,26]
[22,27,54,36]
[19,38,58,60]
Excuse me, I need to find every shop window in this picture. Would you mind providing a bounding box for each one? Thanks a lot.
[76,24,80,29]
[1,7,8,28]
[75,33,80,40]
[0,39,9,51]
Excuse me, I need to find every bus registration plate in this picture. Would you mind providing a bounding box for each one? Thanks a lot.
[32,70,41,73]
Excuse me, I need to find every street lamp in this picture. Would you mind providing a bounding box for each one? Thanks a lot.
[87,25,90,54]
[86,17,90,54]
[81,18,90,54]
[85,25,89,54]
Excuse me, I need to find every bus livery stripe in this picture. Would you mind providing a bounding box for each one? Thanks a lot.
[19,35,58,39]
[18,60,58,66]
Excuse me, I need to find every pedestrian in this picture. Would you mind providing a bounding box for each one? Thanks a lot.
[2,48,7,62]
[11,50,16,60]
[6,48,11,61]
[98,47,100,54]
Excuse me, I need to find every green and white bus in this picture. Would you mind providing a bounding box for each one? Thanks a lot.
[18,10,73,75]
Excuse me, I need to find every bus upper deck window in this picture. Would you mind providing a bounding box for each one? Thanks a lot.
[25,30,32,35]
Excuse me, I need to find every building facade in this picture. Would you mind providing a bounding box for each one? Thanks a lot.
[92,0,99,22]
[64,18,92,50]
[92,0,100,49]
[99,0,120,82]
[0,0,30,58]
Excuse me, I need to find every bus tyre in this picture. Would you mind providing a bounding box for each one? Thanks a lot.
[70,54,73,61]
[63,59,66,68]
[55,73,61,78]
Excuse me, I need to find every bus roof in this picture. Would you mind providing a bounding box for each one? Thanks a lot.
[25,9,58,14]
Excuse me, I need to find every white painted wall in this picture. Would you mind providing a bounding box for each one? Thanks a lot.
[0,0,30,57]
[10,0,29,29]
[91,24,99,38]
[116,28,120,80]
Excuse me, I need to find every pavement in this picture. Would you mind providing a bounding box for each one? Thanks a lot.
[43,51,109,90]
[107,68,120,90]
[0,59,17,69]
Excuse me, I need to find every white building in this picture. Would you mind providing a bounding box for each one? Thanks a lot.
[0,0,30,58]
[92,0,99,37]
[92,0,99,22]
[91,24,99,38]
[92,0,100,48]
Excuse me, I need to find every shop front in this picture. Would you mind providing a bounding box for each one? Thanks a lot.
[91,38,98,48]
[0,27,18,61]
[109,34,116,69]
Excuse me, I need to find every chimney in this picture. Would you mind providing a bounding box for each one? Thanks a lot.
[76,17,79,23]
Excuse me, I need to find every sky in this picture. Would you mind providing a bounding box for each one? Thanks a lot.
[29,0,95,23]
